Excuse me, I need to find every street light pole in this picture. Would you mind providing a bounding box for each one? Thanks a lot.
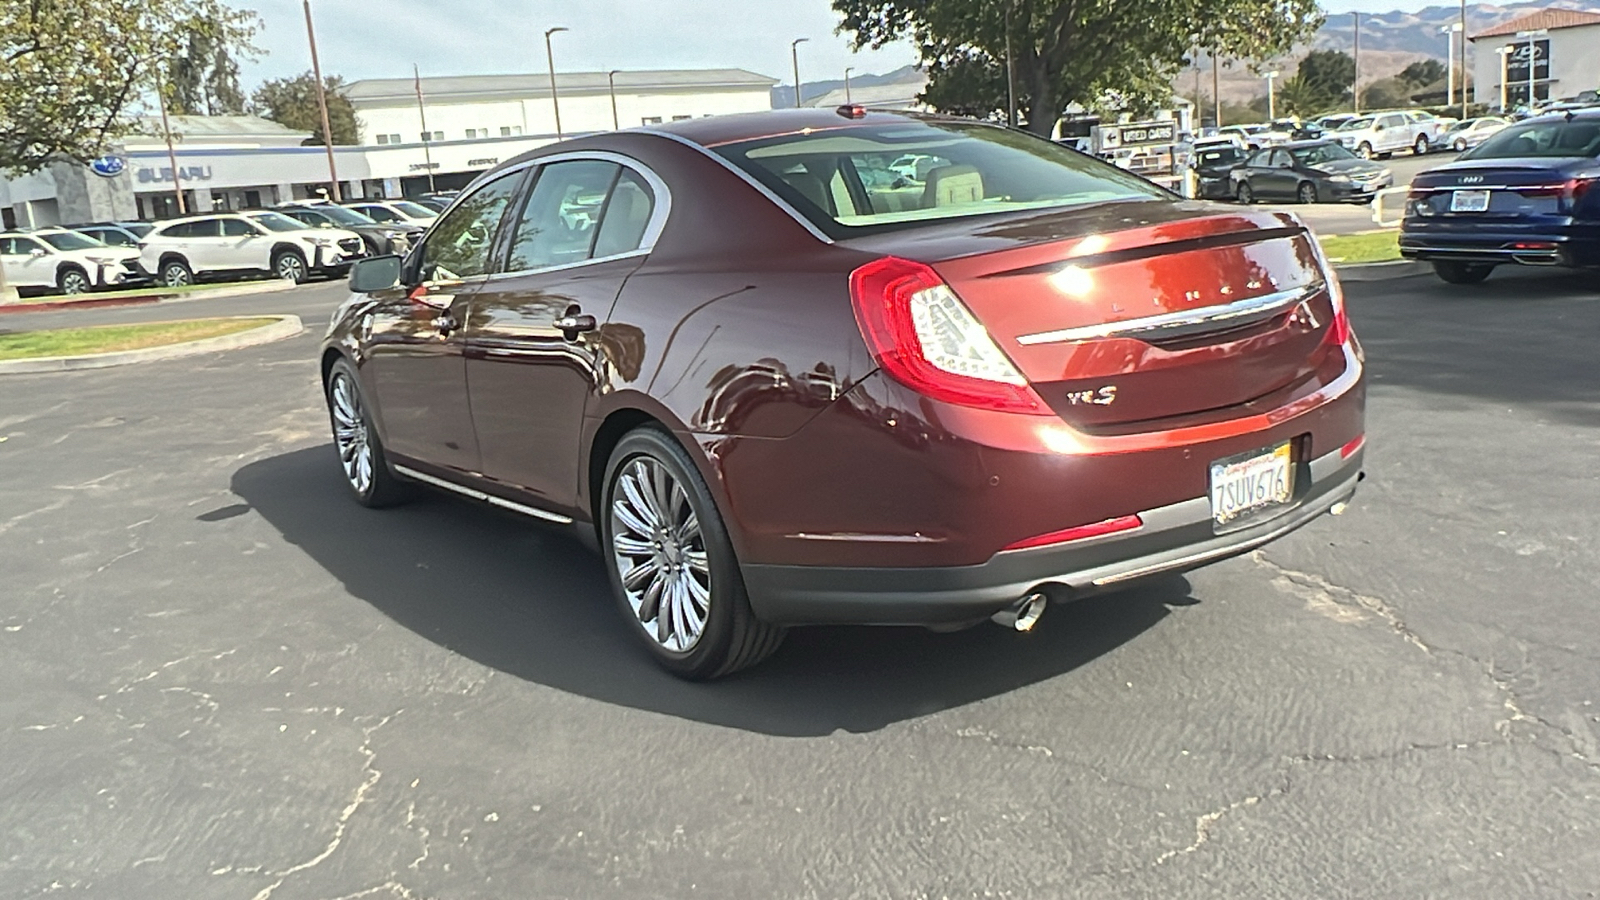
[844,67,854,105]
[1004,4,1017,128]
[303,0,341,201]
[1516,29,1546,108]
[1496,46,1512,112]
[1460,0,1469,118]
[1353,11,1361,114]
[790,38,809,108]
[155,70,187,215]
[545,26,568,139]
[414,64,436,193]
[607,70,620,130]
[1441,24,1458,107]
[1265,71,1279,121]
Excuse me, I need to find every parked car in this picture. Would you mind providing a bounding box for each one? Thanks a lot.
[340,199,439,228]
[1230,140,1393,204]
[1314,114,1357,132]
[319,108,1367,679]
[1400,109,1600,283]
[0,227,146,294]
[1334,111,1441,159]
[1190,141,1250,199]
[140,212,365,286]
[1438,117,1510,152]
[70,223,146,249]
[273,202,421,255]
[408,191,461,213]
[1218,124,1271,150]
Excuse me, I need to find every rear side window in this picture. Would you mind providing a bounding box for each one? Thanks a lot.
[593,170,655,258]
[505,160,620,271]
[714,119,1167,237]
[361,205,399,222]
[1468,119,1600,159]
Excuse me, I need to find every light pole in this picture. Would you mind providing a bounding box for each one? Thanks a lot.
[1353,11,1361,114]
[1459,0,1469,118]
[1496,46,1512,112]
[1442,23,1462,106]
[844,66,854,105]
[303,0,340,201]
[1265,71,1279,121]
[1004,3,1017,128]
[790,38,809,108]
[607,70,620,130]
[414,64,436,193]
[1516,28,1546,109]
[545,26,568,138]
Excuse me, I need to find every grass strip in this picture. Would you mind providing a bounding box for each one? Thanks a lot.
[0,317,278,361]
[1319,231,1401,264]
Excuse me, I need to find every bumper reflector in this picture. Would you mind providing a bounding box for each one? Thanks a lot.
[1004,515,1144,551]
[1340,434,1366,459]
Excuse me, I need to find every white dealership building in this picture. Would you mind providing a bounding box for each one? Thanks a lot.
[0,68,776,228]
[1469,8,1600,108]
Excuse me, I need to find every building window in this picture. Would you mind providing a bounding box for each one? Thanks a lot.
[641,116,662,125]
[421,130,443,142]
[465,128,478,139]
[376,134,389,144]
[389,133,401,144]
[672,115,692,121]
[500,126,522,136]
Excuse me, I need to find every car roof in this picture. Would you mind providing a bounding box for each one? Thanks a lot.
[1280,139,1342,149]
[645,107,975,149]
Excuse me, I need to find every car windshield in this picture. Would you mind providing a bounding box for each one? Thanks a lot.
[714,119,1168,236]
[38,231,103,251]
[121,222,154,237]
[1290,143,1357,166]
[248,212,310,232]
[311,205,378,226]
[1467,118,1600,159]
[1337,118,1373,131]
[389,201,438,219]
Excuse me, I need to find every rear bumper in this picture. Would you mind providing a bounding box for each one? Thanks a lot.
[1399,225,1600,267]
[740,442,1364,626]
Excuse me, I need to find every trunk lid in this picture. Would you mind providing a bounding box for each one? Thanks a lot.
[844,202,1336,429]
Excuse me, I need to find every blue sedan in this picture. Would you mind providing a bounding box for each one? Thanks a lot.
[1400,110,1600,284]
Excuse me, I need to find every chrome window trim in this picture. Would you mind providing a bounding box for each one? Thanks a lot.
[1016,281,1322,347]
[482,247,649,282]
[637,128,836,244]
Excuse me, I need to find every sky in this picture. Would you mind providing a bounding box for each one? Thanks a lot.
[238,0,921,89]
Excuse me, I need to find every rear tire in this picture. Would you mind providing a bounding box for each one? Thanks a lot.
[1357,142,1374,159]
[56,266,91,295]
[1453,138,1467,152]
[1414,134,1430,155]
[160,258,193,288]
[325,359,410,508]
[1433,261,1495,285]
[601,426,785,680]
[1235,182,1254,204]
[1296,182,1318,204]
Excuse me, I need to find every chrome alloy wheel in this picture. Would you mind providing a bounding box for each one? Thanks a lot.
[610,457,711,652]
[329,372,373,495]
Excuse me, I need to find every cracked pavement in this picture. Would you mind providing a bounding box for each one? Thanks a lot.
[2,269,1598,899]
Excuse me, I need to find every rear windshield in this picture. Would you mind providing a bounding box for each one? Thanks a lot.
[1196,147,1244,166]
[389,200,438,218]
[1466,118,1600,159]
[248,212,310,232]
[712,119,1169,237]
[311,205,377,226]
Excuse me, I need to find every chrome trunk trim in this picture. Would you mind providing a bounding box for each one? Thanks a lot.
[1016,281,1321,346]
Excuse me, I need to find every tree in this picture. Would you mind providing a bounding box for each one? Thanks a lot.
[251,73,359,146]
[1361,77,1409,110]
[1399,59,1447,90]
[1293,49,1354,112]
[0,0,260,174]
[165,0,260,116]
[834,0,1323,136]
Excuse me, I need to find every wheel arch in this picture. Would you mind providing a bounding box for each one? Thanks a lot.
[55,261,89,284]
[271,242,307,262]
[157,251,190,270]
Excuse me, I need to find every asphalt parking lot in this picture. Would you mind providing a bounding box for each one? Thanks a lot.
[2,268,1598,899]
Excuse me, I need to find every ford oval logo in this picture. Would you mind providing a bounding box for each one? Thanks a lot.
[89,155,126,177]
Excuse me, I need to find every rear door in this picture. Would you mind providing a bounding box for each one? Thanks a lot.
[462,157,659,509]
[362,170,528,475]
[219,217,268,270]
[0,237,51,287]
[182,218,228,273]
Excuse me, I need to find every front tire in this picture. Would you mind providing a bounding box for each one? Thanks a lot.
[57,266,91,295]
[1357,142,1374,159]
[325,359,410,508]
[602,427,785,679]
[1414,134,1430,155]
[1297,182,1319,204]
[273,249,308,284]
[160,259,193,288]
[1433,261,1495,285]
[1235,182,1254,204]
[1453,138,1467,152]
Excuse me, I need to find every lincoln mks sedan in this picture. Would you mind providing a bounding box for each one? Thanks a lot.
[320,107,1367,679]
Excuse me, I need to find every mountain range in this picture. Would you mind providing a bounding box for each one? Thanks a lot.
[1315,2,1600,55]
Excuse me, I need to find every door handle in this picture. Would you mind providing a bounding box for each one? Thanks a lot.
[553,314,597,340]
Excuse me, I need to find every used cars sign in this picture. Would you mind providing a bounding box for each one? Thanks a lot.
[1099,122,1177,149]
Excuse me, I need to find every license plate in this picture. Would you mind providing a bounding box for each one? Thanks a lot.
[1210,442,1294,527]
[1450,189,1491,212]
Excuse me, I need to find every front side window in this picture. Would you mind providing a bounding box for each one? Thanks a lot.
[1467,119,1600,159]
[715,119,1167,236]
[1247,149,1273,167]
[418,171,525,281]
[506,160,620,272]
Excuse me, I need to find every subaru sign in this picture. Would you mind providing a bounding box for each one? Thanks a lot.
[89,155,127,178]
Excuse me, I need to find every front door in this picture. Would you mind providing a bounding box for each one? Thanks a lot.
[0,237,52,287]
[464,160,659,510]
[362,169,529,475]
[219,217,267,269]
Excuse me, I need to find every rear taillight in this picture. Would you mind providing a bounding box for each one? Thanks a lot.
[849,257,1049,414]
[1004,515,1144,551]
[1308,236,1352,347]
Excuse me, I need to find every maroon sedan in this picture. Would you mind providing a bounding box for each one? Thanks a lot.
[321,108,1366,679]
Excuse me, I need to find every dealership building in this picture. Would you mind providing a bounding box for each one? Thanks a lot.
[1470,8,1600,108]
[0,68,776,229]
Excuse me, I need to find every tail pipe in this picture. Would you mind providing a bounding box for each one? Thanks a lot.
[992,592,1049,632]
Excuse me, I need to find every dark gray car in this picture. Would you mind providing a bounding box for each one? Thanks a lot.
[1230,140,1394,204]
[274,203,422,255]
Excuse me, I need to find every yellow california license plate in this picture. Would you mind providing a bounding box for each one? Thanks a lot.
[1210,442,1294,526]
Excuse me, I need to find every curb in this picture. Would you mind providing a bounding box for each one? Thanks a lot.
[0,315,305,375]
[1332,260,1429,282]
[0,278,301,316]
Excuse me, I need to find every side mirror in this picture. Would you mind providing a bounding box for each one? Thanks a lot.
[319,222,333,229]
[348,254,402,293]
[30,248,47,258]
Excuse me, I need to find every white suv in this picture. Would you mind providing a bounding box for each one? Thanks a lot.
[340,200,439,228]
[1334,111,1445,159]
[0,228,146,295]
[139,212,365,287]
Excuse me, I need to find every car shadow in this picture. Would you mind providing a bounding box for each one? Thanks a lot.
[1346,267,1600,430]
[233,445,1188,736]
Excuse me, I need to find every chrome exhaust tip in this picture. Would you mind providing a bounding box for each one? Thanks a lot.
[992,592,1048,632]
